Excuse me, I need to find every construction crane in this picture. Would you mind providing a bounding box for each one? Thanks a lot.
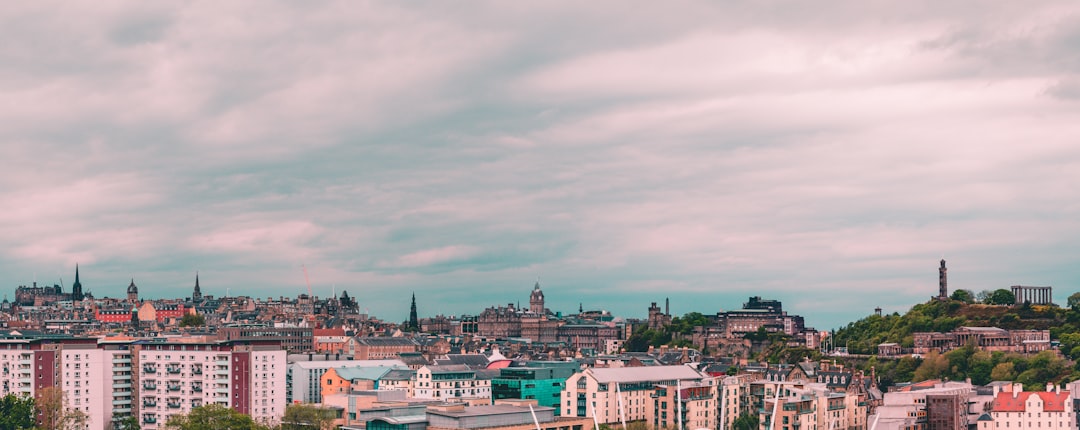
[302,264,313,298]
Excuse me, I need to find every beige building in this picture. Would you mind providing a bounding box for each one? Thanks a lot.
[562,365,710,424]
[977,384,1073,430]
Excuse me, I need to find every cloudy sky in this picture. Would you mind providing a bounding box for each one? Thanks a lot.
[3,1,1080,329]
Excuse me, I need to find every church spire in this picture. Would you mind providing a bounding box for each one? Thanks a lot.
[71,264,84,302]
[192,272,203,302]
[408,293,419,331]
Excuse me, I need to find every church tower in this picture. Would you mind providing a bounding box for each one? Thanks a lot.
[71,264,83,302]
[938,259,948,300]
[192,273,202,302]
[127,279,139,303]
[529,281,545,315]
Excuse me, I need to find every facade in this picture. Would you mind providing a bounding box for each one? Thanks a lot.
[648,381,718,430]
[977,385,1073,430]
[491,366,575,414]
[414,365,491,402]
[913,327,1051,354]
[218,325,314,353]
[135,340,286,429]
[562,365,710,424]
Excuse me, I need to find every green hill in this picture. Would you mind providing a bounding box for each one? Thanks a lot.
[833,295,1080,389]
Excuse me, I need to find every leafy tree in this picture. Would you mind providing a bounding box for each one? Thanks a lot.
[950,289,975,304]
[976,290,993,303]
[163,404,270,430]
[986,289,1016,306]
[732,412,759,430]
[1068,292,1080,310]
[281,404,337,430]
[36,387,87,430]
[990,362,1016,381]
[180,313,206,327]
[0,393,35,430]
[913,351,949,381]
[116,417,141,430]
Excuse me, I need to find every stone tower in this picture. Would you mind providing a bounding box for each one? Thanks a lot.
[529,281,545,314]
[938,259,948,300]
[71,264,83,302]
[127,279,139,303]
[192,273,202,302]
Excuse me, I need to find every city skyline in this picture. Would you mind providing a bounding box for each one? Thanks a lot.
[3,2,1080,330]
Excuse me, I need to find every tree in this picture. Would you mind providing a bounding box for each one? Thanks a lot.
[163,404,270,430]
[732,412,759,430]
[179,313,206,327]
[36,387,87,430]
[1068,292,1080,310]
[114,414,141,430]
[950,289,975,304]
[990,362,1017,381]
[976,290,993,303]
[0,393,35,430]
[281,404,337,430]
[986,289,1016,306]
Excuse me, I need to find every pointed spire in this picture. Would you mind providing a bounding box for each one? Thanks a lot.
[195,272,200,289]
[74,264,80,284]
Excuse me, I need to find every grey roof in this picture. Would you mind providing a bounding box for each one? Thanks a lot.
[435,354,490,368]
[589,365,704,383]
[428,405,556,418]
[356,337,420,346]
[369,415,429,425]
[426,364,474,373]
[382,369,416,381]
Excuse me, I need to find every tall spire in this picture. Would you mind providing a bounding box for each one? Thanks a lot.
[71,264,84,301]
[408,293,419,331]
[192,272,203,302]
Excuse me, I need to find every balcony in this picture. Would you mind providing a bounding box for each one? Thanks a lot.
[167,384,182,392]
[143,383,157,390]
[166,366,182,374]
[143,365,157,373]
[112,357,132,364]
[192,366,203,375]
[143,400,157,407]
[193,385,203,393]
[143,416,157,424]
[167,401,181,408]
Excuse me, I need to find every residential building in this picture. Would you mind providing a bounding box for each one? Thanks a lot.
[414,365,491,402]
[977,384,1073,430]
[562,365,708,424]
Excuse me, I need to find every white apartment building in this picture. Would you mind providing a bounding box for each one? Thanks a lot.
[135,340,286,429]
[414,364,491,401]
[59,341,137,430]
[978,384,1074,430]
[562,365,708,424]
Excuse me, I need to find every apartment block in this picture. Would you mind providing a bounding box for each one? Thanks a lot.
[562,365,708,424]
[134,340,286,428]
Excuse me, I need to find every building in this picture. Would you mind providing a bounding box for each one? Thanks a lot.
[414,365,491,402]
[913,327,1051,354]
[134,340,286,429]
[648,381,718,430]
[347,337,420,360]
[492,365,576,414]
[1011,285,1053,305]
[872,380,975,430]
[287,358,407,404]
[218,325,314,353]
[562,365,709,424]
[977,384,1073,430]
[423,402,593,430]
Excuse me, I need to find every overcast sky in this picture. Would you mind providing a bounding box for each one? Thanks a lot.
[3,1,1080,330]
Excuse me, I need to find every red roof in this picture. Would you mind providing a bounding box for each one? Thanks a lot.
[486,359,513,369]
[992,391,1071,412]
[313,328,346,336]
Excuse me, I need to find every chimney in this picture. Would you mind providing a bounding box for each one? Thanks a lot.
[1048,383,1054,393]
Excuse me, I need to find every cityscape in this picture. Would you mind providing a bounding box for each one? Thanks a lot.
[4,2,1080,430]
[0,259,1077,430]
